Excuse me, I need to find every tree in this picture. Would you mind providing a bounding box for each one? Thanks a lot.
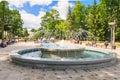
[30,28,37,32]
[0,0,9,39]
[87,0,98,37]
[10,10,23,38]
[86,0,109,40]
[100,0,120,43]
[66,6,74,31]
[55,20,67,39]
[73,0,85,29]
[0,0,23,39]
[41,9,60,38]
[22,28,29,37]
[38,0,120,41]
[96,1,110,40]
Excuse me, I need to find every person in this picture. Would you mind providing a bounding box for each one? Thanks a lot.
[50,37,55,43]
[24,39,27,42]
[42,38,47,43]
[0,38,7,48]
[91,40,97,47]
[104,40,109,48]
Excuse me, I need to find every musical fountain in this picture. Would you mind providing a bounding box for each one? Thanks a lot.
[10,29,117,69]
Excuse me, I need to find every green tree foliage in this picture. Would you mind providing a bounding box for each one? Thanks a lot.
[66,6,74,31]
[87,0,109,40]
[99,0,120,41]
[31,0,120,41]
[10,10,23,37]
[1,0,119,41]
[0,0,9,39]
[55,20,67,39]
[41,9,59,29]
[96,2,110,40]
[30,28,37,32]
[0,0,25,39]
[72,0,85,29]
[22,28,29,37]
[41,9,61,38]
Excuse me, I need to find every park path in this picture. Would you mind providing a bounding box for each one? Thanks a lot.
[0,42,39,54]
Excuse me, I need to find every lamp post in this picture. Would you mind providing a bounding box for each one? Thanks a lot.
[109,21,116,49]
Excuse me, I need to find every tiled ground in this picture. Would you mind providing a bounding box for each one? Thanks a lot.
[0,42,120,80]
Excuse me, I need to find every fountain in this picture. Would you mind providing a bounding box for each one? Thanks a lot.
[40,40,85,58]
[10,29,117,69]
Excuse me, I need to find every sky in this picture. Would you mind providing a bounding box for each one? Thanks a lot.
[0,0,99,31]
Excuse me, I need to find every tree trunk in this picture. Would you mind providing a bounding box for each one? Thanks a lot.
[1,24,4,39]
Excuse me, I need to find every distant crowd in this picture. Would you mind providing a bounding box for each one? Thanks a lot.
[0,38,16,48]
[35,37,110,49]
[0,37,110,49]
[35,37,55,43]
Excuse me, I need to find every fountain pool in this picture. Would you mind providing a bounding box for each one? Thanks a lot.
[10,42,117,69]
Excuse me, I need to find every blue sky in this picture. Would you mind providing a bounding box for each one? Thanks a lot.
[4,0,99,30]
[11,0,99,16]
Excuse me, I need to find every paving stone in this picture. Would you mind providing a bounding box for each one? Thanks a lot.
[5,73,22,80]
[34,75,45,80]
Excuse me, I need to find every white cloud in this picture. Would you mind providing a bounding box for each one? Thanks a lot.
[52,0,70,19]
[20,10,45,30]
[29,0,52,7]
[6,0,52,8]
[6,0,28,8]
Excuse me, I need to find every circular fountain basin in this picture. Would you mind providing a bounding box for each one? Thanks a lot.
[10,48,117,69]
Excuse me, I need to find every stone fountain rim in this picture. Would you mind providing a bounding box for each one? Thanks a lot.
[9,48,117,65]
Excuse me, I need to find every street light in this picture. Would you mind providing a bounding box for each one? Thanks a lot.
[109,21,116,49]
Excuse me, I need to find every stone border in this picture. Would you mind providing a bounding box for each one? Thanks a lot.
[10,48,117,69]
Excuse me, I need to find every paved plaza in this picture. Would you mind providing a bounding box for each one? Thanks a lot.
[0,42,120,80]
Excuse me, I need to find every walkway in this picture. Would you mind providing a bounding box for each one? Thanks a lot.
[0,42,120,80]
